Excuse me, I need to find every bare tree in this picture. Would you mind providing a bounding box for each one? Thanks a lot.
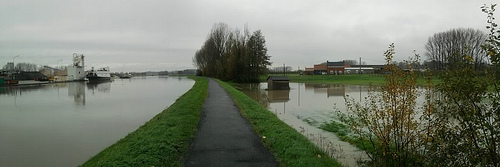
[344,59,357,66]
[425,28,488,71]
[15,62,38,72]
[192,23,271,82]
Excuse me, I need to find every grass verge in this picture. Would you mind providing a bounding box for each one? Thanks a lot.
[262,74,440,86]
[216,79,343,167]
[82,76,207,167]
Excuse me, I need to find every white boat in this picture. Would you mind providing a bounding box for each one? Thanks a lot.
[86,67,111,81]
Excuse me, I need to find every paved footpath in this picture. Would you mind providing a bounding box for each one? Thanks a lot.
[184,79,278,167]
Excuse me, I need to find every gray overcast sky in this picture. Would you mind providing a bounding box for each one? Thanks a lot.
[0,0,497,72]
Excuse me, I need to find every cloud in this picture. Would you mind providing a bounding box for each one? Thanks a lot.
[1,0,498,71]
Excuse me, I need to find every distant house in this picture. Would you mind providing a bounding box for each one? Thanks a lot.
[312,61,346,75]
[306,60,386,75]
[313,63,328,75]
[267,76,290,90]
[326,61,345,75]
[346,65,385,74]
[345,67,374,74]
[305,68,314,75]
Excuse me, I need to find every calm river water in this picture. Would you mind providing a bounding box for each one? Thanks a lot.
[0,76,194,167]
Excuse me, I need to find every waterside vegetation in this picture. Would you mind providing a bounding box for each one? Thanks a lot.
[327,5,500,166]
[82,76,207,167]
[215,79,343,167]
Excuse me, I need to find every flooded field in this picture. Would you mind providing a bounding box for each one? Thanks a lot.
[0,76,194,167]
[239,82,426,166]
[239,82,371,124]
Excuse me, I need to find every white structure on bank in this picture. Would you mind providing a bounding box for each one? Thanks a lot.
[344,67,375,74]
[67,53,85,81]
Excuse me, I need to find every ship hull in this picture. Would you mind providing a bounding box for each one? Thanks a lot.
[86,67,111,82]
[86,76,111,81]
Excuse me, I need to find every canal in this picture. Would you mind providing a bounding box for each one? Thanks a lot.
[0,76,194,167]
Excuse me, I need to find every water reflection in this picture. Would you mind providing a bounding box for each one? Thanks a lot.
[305,83,346,97]
[239,82,370,167]
[304,83,371,99]
[87,81,111,93]
[239,82,429,166]
[240,83,365,110]
[0,81,113,106]
[268,89,290,103]
[68,82,86,105]
[0,76,194,167]
[238,83,270,108]
[0,85,50,96]
[239,83,365,122]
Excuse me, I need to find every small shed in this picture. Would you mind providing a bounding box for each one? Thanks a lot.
[267,76,290,90]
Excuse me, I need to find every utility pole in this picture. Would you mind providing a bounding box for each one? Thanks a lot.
[57,59,62,70]
[12,55,20,81]
[359,57,362,74]
[283,63,286,76]
[13,55,19,71]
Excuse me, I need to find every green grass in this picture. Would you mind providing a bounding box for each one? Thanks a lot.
[262,74,441,86]
[319,120,376,154]
[82,76,207,167]
[320,121,352,139]
[216,79,343,167]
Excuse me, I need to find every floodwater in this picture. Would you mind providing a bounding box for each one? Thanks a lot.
[0,76,194,167]
[239,82,426,167]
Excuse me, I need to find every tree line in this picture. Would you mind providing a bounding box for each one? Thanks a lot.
[2,62,39,72]
[193,23,271,83]
[425,28,488,71]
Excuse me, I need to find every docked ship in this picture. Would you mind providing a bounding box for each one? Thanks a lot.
[86,67,111,82]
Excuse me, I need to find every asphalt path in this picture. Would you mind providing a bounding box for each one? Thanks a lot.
[184,78,278,167]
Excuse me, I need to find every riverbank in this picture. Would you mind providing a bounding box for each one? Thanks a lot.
[83,76,342,166]
[216,79,342,166]
[82,76,207,166]
[0,80,64,87]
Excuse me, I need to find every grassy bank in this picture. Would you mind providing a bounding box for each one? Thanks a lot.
[82,76,207,167]
[263,74,440,86]
[216,79,342,167]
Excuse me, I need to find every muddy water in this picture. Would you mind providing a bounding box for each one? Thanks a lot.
[239,82,374,166]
